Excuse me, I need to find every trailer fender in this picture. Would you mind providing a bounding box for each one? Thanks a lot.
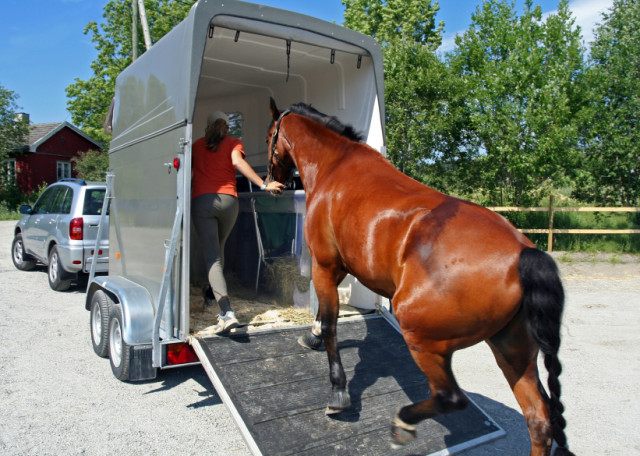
[85,276,155,346]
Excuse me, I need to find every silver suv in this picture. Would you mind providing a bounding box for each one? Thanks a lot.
[11,178,109,291]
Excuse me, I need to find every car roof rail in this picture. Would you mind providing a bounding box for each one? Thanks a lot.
[59,178,87,185]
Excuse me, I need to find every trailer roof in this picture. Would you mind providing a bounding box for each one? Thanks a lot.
[110,0,384,150]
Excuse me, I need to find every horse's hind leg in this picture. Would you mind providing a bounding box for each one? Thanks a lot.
[392,350,469,446]
[488,311,553,456]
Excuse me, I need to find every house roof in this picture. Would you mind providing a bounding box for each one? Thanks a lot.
[27,121,102,152]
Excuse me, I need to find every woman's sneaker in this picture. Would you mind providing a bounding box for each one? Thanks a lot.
[213,311,239,334]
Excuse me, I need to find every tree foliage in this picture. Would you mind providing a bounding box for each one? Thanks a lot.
[65,0,639,209]
[65,0,195,148]
[0,84,29,161]
[343,1,590,206]
[577,0,640,206]
[343,0,443,48]
[343,0,451,180]
[72,149,110,182]
[446,0,586,205]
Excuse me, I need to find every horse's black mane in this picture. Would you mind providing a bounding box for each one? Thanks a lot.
[289,103,365,143]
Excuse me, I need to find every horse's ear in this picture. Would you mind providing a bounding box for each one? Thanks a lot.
[270,97,280,121]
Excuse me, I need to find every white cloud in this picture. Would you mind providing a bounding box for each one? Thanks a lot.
[439,35,458,54]
[568,0,614,44]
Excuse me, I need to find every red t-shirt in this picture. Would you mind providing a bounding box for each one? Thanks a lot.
[191,136,245,198]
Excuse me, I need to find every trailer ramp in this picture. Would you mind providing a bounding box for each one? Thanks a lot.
[192,316,504,456]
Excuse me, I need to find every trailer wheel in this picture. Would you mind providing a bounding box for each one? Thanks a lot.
[48,246,71,291]
[11,233,36,271]
[108,305,131,381]
[90,290,112,357]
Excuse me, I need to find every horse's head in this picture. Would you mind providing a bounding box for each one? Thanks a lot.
[266,98,295,193]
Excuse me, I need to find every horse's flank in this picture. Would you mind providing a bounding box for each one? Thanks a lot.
[282,113,533,342]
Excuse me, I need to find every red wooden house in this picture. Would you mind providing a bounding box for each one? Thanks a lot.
[4,116,102,194]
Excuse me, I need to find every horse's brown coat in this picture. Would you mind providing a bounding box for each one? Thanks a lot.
[266,99,572,455]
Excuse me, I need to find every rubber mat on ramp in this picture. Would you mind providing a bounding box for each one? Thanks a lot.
[192,316,504,456]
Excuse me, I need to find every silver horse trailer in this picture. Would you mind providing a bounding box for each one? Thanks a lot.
[85,3,507,454]
[86,0,386,382]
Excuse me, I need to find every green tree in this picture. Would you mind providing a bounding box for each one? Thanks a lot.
[343,0,454,181]
[72,149,110,182]
[447,0,586,206]
[0,84,29,163]
[577,0,640,206]
[66,0,195,148]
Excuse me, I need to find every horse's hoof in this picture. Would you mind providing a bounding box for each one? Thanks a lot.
[298,332,323,350]
[390,417,417,447]
[325,389,351,415]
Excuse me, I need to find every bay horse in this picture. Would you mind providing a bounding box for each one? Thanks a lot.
[266,98,573,456]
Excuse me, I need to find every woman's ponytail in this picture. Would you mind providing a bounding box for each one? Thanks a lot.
[205,119,228,151]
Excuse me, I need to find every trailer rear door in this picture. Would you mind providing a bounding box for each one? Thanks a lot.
[192,317,504,456]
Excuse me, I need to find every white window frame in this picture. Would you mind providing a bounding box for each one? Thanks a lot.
[3,158,17,184]
[57,161,71,181]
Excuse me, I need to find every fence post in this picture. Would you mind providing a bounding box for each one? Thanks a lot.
[547,195,554,253]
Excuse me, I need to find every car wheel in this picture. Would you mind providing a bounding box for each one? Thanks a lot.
[48,245,72,291]
[90,290,112,357]
[11,233,36,271]
[109,305,131,381]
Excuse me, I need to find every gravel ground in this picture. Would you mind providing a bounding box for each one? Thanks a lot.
[1,219,638,455]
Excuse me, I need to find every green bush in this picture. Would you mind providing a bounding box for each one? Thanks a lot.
[0,182,47,221]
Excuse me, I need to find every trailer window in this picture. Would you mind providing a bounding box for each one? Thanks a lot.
[229,112,243,140]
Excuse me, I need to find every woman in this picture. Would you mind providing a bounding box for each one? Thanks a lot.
[191,110,284,333]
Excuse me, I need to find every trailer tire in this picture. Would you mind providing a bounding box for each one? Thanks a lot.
[90,290,112,358]
[12,233,36,271]
[48,245,71,291]
[108,305,131,381]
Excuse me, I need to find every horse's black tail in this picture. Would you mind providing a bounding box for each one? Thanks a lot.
[518,247,574,456]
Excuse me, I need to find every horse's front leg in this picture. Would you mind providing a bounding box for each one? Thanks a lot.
[298,318,323,350]
[306,263,350,415]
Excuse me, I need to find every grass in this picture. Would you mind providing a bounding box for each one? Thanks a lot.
[501,209,640,254]
[0,207,20,221]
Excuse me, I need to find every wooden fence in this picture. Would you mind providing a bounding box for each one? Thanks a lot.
[488,196,640,252]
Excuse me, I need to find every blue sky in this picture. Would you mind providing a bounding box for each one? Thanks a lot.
[0,0,612,125]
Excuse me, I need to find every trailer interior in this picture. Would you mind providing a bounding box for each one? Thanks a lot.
[188,17,385,336]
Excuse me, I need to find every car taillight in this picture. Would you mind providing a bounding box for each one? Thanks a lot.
[70,217,83,240]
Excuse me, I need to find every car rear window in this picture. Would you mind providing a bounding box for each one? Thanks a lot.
[83,189,107,215]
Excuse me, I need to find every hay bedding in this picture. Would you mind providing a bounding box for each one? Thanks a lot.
[189,288,315,335]
[190,258,370,336]
[190,258,315,336]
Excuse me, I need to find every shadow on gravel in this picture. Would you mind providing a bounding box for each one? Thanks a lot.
[24,265,95,294]
[144,365,224,409]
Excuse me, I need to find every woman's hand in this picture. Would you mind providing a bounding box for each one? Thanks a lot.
[265,180,285,194]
